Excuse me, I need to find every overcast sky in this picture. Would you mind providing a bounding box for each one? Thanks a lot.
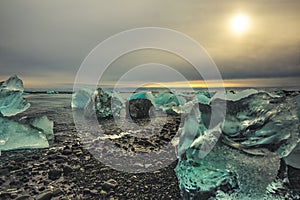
[0,0,299,88]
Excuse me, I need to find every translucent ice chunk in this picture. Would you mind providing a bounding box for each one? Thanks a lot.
[0,89,30,117]
[0,75,24,91]
[195,93,210,104]
[284,142,300,169]
[26,115,54,141]
[71,88,93,108]
[0,117,49,153]
[212,89,258,102]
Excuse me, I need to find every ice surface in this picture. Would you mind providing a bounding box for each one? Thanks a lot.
[80,89,188,118]
[155,92,186,106]
[220,92,298,158]
[0,75,53,155]
[176,144,280,199]
[0,117,49,155]
[284,142,300,169]
[195,93,210,104]
[84,88,123,119]
[212,89,258,102]
[128,91,153,101]
[175,90,299,199]
[71,88,93,109]
[0,75,24,91]
[296,94,300,122]
[0,90,31,117]
[46,90,58,94]
[177,103,202,156]
[25,115,54,141]
[154,92,186,114]
[0,76,30,116]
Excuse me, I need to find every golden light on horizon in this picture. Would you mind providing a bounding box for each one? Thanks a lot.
[231,14,250,34]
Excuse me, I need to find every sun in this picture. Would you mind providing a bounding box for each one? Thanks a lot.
[231,14,250,34]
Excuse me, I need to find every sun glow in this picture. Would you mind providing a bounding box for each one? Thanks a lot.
[231,14,250,34]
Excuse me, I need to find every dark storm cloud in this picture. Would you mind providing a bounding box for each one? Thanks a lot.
[0,0,299,87]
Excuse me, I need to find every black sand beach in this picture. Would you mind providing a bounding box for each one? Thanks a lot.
[0,94,180,199]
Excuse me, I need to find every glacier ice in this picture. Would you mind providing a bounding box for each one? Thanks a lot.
[0,75,54,155]
[296,94,300,122]
[0,75,24,91]
[0,117,51,154]
[0,75,30,116]
[84,88,124,119]
[220,92,298,158]
[284,142,300,170]
[175,90,299,199]
[0,90,30,117]
[128,91,155,102]
[155,92,186,106]
[71,88,94,109]
[195,93,210,105]
[74,88,189,119]
[21,115,54,141]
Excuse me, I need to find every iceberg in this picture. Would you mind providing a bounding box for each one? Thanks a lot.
[175,157,238,199]
[0,75,30,116]
[0,116,52,155]
[73,88,190,120]
[0,90,30,117]
[284,142,300,169]
[153,92,186,115]
[128,91,155,102]
[0,75,54,155]
[128,90,186,115]
[0,75,24,91]
[21,115,54,141]
[296,94,300,122]
[84,88,124,119]
[195,93,210,105]
[175,90,299,199]
[46,90,58,94]
[219,92,298,158]
[71,88,94,109]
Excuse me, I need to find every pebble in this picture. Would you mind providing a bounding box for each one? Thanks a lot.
[48,169,62,180]
[52,188,62,197]
[35,191,53,200]
[90,189,98,195]
[103,179,118,191]
[62,165,73,176]
[62,149,72,155]
[15,195,31,200]
[0,168,9,175]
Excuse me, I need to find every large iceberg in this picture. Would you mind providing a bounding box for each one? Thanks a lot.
[0,75,54,155]
[175,90,299,199]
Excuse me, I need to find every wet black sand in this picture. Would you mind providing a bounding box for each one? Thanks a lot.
[0,94,180,199]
